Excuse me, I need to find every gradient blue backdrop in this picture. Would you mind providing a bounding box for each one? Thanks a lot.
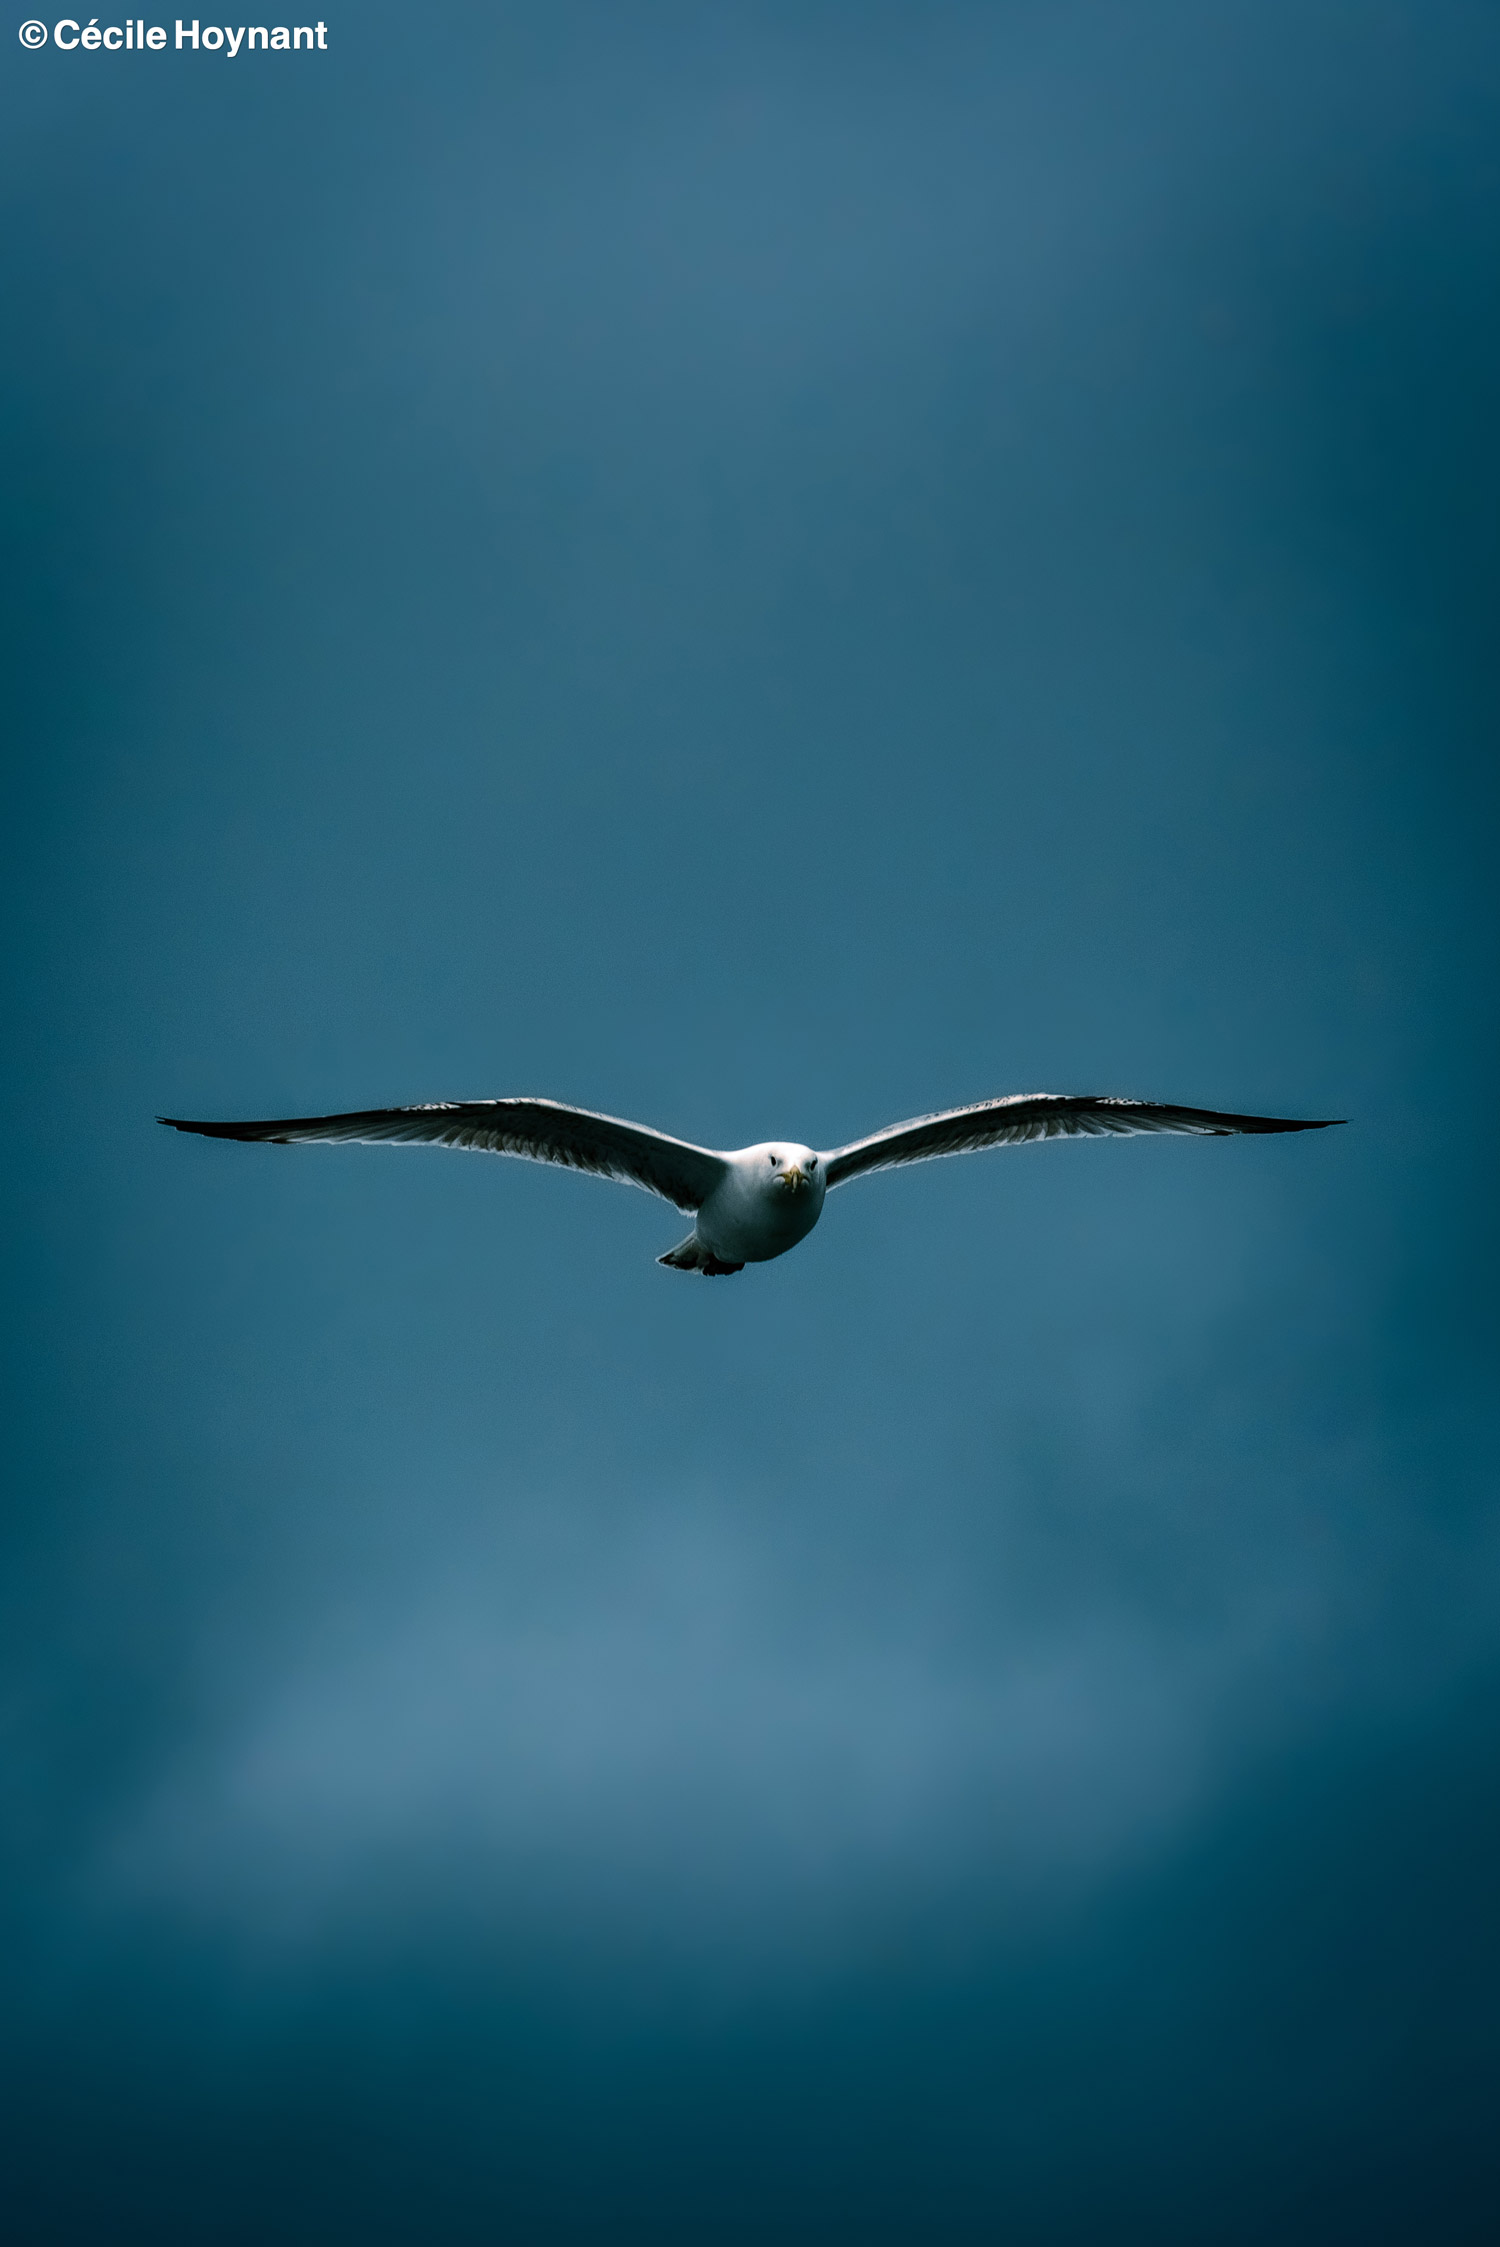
[3,3,1499,2240]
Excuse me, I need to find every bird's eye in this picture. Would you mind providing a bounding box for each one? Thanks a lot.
[769,1153,779,1166]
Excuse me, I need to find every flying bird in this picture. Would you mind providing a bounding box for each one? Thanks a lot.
[160,1091,1341,1275]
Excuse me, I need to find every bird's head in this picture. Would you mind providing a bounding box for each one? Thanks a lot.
[760,1143,819,1195]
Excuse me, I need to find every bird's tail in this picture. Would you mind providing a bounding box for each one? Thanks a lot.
[657,1233,744,1276]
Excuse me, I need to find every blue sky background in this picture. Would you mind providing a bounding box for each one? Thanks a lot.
[3,2,1499,2238]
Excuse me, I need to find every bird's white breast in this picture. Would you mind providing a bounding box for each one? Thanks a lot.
[695,1143,826,1265]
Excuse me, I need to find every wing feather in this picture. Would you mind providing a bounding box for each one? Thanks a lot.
[821,1094,1342,1188]
[159,1098,727,1214]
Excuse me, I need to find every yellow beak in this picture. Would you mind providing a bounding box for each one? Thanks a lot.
[779,1165,806,1189]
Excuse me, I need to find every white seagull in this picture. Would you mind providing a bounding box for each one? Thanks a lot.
[160,1091,1342,1276]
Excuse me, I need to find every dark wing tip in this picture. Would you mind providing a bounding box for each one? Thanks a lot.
[1245,1116,1347,1132]
[1173,1109,1346,1135]
[158,1115,286,1141]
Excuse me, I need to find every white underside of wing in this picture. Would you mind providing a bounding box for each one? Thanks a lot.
[160,1097,729,1214]
[821,1094,1340,1187]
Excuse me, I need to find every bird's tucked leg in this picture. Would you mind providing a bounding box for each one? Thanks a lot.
[657,1234,744,1275]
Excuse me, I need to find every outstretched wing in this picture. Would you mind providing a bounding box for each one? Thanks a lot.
[159,1098,728,1214]
[821,1094,1342,1188]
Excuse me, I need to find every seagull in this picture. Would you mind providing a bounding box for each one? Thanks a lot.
[160,1091,1342,1275]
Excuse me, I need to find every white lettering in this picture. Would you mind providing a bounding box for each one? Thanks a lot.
[40,3,321,52]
